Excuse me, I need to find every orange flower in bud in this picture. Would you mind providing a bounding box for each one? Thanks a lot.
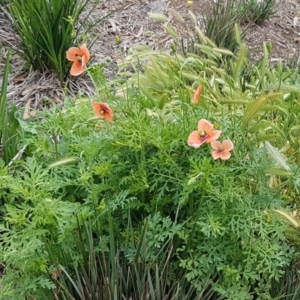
[211,140,234,160]
[92,102,113,122]
[66,44,90,76]
[193,85,203,104]
[187,119,221,148]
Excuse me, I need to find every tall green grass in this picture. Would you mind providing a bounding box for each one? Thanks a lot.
[51,213,217,300]
[0,51,20,165]
[242,0,277,25]
[9,0,92,81]
[204,0,247,51]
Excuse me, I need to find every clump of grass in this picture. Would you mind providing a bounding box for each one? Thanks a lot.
[270,260,300,299]
[52,214,216,300]
[242,0,277,25]
[204,0,247,52]
[9,0,94,82]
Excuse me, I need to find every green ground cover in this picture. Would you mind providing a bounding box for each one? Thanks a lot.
[1,0,300,299]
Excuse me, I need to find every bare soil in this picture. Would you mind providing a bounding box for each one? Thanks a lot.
[0,0,300,109]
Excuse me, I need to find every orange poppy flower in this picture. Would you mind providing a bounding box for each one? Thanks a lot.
[211,140,234,160]
[193,85,203,104]
[66,44,90,76]
[92,102,113,122]
[187,119,221,148]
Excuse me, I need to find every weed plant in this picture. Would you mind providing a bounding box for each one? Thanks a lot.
[0,64,298,298]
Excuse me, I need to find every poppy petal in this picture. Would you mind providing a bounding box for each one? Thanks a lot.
[193,85,202,104]
[80,44,90,62]
[211,140,222,150]
[70,61,85,76]
[220,151,231,160]
[103,107,113,122]
[187,131,202,147]
[189,143,202,148]
[222,140,234,151]
[211,150,221,160]
[198,119,213,132]
[81,55,86,69]
[66,47,81,61]
[206,130,222,143]
[92,103,103,118]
